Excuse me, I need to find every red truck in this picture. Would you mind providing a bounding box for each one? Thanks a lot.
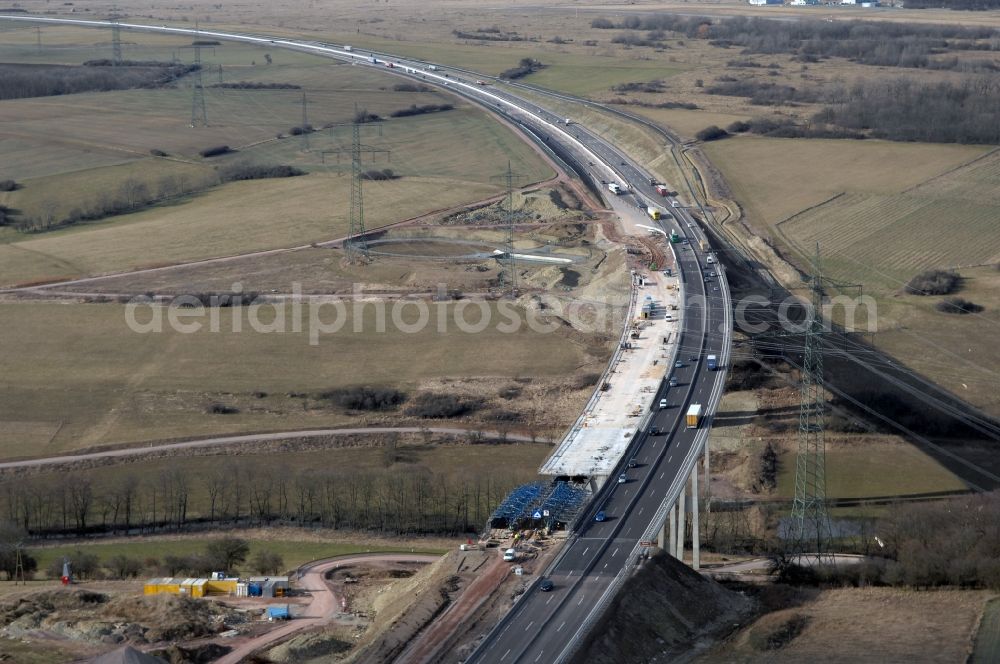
[655,184,669,196]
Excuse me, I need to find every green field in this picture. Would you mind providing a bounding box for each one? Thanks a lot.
[702,137,988,233]
[776,438,967,500]
[0,301,589,457]
[29,537,446,579]
[777,191,1000,292]
[0,173,497,286]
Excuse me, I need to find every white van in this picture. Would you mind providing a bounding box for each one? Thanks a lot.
[706,255,715,264]
[503,548,516,562]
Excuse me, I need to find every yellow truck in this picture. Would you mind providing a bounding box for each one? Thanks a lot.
[686,404,702,428]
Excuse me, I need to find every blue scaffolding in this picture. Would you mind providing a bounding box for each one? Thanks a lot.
[537,482,590,528]
[489,481,591,530]
[489,482,545,529]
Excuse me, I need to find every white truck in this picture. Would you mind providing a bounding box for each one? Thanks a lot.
[426,64,439,71]
[607,183,622,195]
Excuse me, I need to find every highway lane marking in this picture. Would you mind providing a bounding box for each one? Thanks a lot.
[659,472,665,479]
[546,596,553,605]
[501,648,511,661]
[668,455,673,463]
[535,651,544,663]
[613,547,620,556]
[578,593,587,605]
[624,527,632,536]
[604,562,609,569]
[583,547,590,556]
[557,621,566,632]
[638,507,643,516]
[526,621,534,631]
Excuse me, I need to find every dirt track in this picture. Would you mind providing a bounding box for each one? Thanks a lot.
[216,552,441,664]
[0,426,546,470]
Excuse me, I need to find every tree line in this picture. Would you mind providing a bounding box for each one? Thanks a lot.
[700,76,1000,145]
[592,13,1000,71]
[9,160,304,233]
[0,457,529,539]
[0,62,198,101]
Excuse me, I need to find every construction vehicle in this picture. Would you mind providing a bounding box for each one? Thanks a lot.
[655,185,669,196]
[343,45,353,52]
[608,183,622,195]
[427,64,438,71]
[707,355,718,371]
[647,206,661,221]
[686,404,702,428]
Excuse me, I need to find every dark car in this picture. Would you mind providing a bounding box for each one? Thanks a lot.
[595,510,607,522]
[649,426,661,436]
[540,578,554,592]
[629,456,641,467]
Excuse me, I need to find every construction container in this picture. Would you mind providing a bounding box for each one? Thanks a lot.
[236,583,248,598]
[267,605,290,621]
[205,578,239,595]
[143,578,181,595]
[180,579,207,598]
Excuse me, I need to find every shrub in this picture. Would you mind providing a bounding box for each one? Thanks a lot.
[218,162,305,182]
[199,145,232,158]
[499,58,545,80]
[0,179,19,191]
[210,81,300,89]
[726,120,751,133]
[405,393,483,418]
[904,268,960,295]
[354,109,381,123]
[498,385,523,400]
[250,550,284,575]
[207,403,239,414]
[392,83,429,92]
[149,149,168,157]
[591,18,615,29]
[361,168,397,181]
[572,372,602,390]
[695,125,729,142]
[389,103,454,118]
[106,555,143,579]
[936,297,983,314]
[0,204,12,227]
[323,386,407,411]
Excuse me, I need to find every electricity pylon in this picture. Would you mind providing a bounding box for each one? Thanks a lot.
[110,9,123,65]
[491,161,527,296]
[322,111,389,262]
[189,45,208,127]
[300,91,310,152]
[748,244,860,563]
[789,244,834,563]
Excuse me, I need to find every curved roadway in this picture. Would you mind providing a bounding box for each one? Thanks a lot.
[0,15,732,662]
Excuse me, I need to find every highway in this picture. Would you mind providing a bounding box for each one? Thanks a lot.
[0,15,732,662]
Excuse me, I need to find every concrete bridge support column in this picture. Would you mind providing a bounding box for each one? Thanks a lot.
[691,464,700,570]
[676,482,686,561]
[703,440,711,516]
[669,503,677,557]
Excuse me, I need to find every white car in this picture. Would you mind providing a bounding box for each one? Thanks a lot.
[659,398,668,409]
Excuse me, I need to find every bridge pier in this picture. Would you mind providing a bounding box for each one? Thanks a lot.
[704,439,711,515]
[691,464,700,570]
[675,481,686,561]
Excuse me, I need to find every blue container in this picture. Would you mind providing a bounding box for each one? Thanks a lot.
[267,605,290,620]
[248,583,262,597]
